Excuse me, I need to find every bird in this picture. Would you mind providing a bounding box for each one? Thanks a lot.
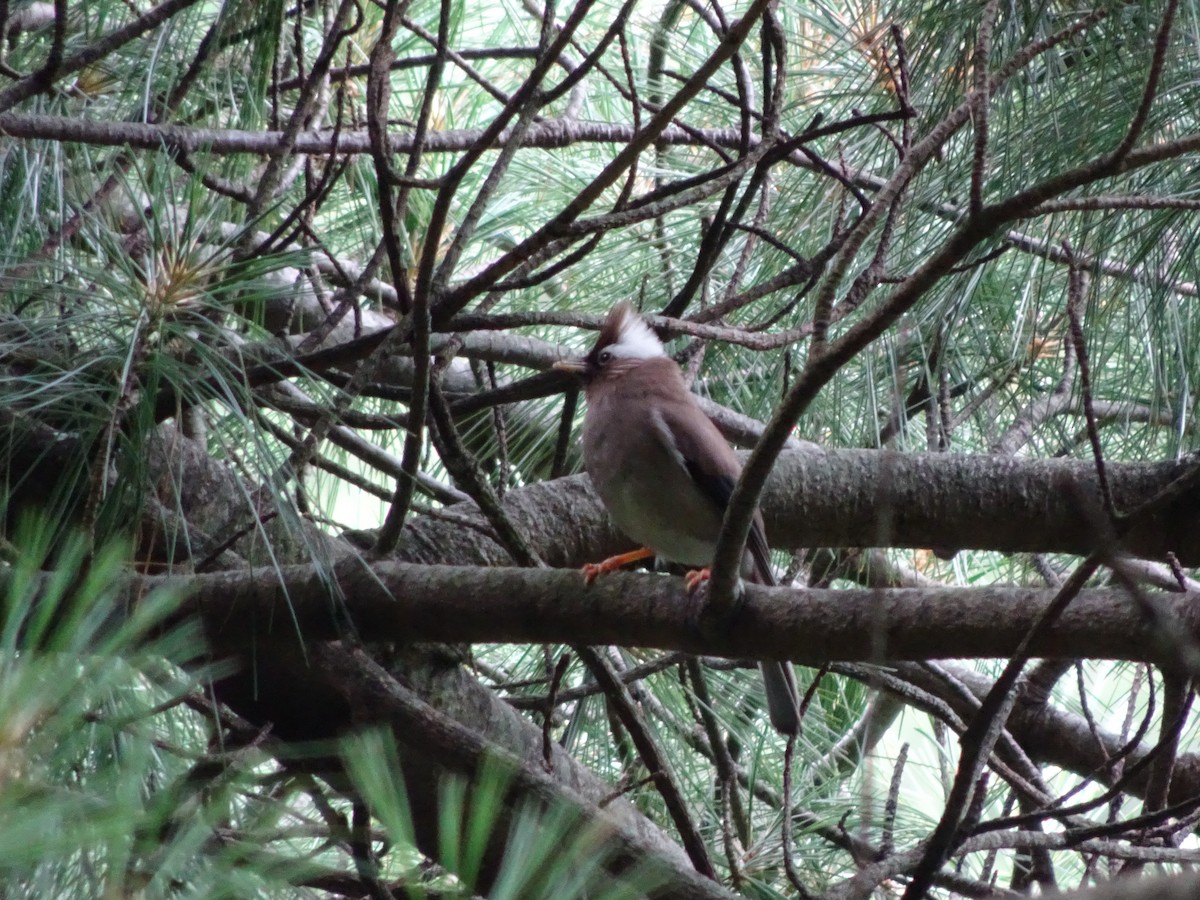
[553,301,801,735]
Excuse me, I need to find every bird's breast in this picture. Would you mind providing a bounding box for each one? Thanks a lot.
[582,392,724,568]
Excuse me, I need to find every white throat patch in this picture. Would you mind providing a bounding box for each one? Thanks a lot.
[607,307,665,360]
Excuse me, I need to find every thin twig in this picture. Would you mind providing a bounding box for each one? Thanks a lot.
[577,647,716,880]
[1064,245,1116,521]
[423,378,543,567]
[969,1,1001,217]
[880,743,908,857]
[684,657,748,877]
[900,551,1106,898]
[542,653,571,771]
[1108,0,1178,163]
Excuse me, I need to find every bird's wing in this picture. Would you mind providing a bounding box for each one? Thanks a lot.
[654,402,776,586]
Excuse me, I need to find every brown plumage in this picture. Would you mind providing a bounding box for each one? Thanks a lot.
[555,302,800,735]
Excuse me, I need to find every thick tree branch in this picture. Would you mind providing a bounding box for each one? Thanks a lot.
[9,407,1200,567]
[62,561,1200,671]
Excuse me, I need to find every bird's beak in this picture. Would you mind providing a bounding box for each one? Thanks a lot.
[552,358,588,376]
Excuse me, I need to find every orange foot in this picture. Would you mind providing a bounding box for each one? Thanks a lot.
[581,547,655,585]
[684,567,711,593]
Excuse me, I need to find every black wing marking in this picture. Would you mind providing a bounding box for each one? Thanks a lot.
[682,459,775,586]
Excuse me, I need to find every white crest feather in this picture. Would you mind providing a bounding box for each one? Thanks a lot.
[606,305,664,360]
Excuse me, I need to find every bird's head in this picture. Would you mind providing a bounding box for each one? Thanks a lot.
[552,301,664,384]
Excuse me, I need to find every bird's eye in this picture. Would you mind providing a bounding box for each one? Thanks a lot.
[597,348,613,365]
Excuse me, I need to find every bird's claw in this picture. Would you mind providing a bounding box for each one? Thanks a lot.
[686,572,747,639]
[579,547,656,586]
[581,562,606,585]
[684,567,711,594]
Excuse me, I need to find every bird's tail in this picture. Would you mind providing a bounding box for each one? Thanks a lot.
[746,548,801,735]
[759,660,801,736]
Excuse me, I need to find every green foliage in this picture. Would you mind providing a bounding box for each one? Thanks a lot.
[2,0,1200,896]
[345,731,668,898]
[0,520,205,894]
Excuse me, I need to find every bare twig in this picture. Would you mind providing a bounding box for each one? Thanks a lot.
[577,647,716,880]
[969,1,1001,216]
[900,551,1105,898]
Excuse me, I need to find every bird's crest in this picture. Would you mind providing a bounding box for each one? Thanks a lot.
[594,301,664,360]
